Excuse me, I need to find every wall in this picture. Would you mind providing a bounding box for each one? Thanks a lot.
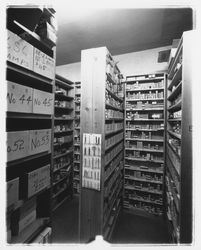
[56,46,171,81]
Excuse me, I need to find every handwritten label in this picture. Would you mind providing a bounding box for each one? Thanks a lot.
[28,164,50,198]
[7,81,33,113]
[7,131,29,162]
[33,48,55,80]
[7,30,33,70]
[28,129,51,156]
[82,133,101,191]
[7,177,19,207]
[33,89,53,115]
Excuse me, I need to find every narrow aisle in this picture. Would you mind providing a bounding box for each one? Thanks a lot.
[110,210,171,244]
[52,195,79,243]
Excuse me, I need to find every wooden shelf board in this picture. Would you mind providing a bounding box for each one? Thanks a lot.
[7,151,51,167]
[124,175,163,184]
[105,117,124,121]
[126,196,163,206]
[53,150,73,159]
[168,38,183,79]
[167,130,181,140]
[124,185,162,195]
[55,106,73,111]
[125,147,164,153]
[168,100,182,112]
[106,87,124,103]
[7,111,52,120]
[126,87,164,92]
[54,117,74,121]
[126,118,164,122]
[55,78,74,90]
[105,138,124,151]
[125,157,164,164]
[126,108,163,111]
[125,164,163,174]
[125,128,164,132]
[105,128,124,137]
[126,76,164,83]
[126,98,164,102]
[106,103,123,112]
[55,93,74,101]
[53,175,68,186]
[53,162,72,173]
[126,138,164,142]
[168,81,182,101]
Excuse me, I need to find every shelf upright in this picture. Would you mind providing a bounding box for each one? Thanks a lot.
[79,47,124,242]
[124,72,166,217]
[6,7,56,243]
[73,81,81,193]
[52,74,74,211]
[166,30,193,243]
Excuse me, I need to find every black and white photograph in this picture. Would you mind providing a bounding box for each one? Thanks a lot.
[1,0,201,248]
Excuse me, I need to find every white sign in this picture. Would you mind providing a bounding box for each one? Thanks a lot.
[7,131,29,162]
[7,81,33,113]
[33,47,55,80]
[82,133,101,191]
[28,164,50,198]
[28,129,51,156]
[33,89,54,115]
[7,30,33,70]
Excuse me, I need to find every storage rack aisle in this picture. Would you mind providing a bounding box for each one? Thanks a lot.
[52,74,74,211]
[79,47,124,242]
[73,81,81,193]
[124,73,166,217]
[165,30,193,243]
[6,7,57,243]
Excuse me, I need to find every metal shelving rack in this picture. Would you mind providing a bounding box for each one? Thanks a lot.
[6,7,56,243]
[124,72,166,217]
[52,74,74,211]
[166,30,193,243]
[73,81,81,193]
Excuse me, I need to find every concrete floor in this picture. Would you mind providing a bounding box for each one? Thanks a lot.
[51,195,171,244]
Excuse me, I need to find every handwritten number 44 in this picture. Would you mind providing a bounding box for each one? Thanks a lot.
[19,94,32,104]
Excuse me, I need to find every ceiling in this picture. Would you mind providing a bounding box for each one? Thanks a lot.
[56,8,192,66]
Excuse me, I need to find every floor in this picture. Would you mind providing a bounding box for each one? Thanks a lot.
[51,195,79,243]
[110,209,171,244]
[51,195,170,244]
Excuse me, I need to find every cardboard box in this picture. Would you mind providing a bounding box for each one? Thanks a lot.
[33,47,55,79]
[27,164,50,198]
[18,209,36,233]
[28,129,51,156]
[11,197,37,235]
[7,177,19,208]
[7,81,33,113]
[7,130,29,162]
[32,89,54,115]
[7,30,33,70]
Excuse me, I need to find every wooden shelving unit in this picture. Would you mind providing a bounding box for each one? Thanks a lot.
[124,72,166,217]
[73,82,81,193]
[52,74,74,211]
[6,7,56,243]
[79,47,124,242]
[165,30,193,243]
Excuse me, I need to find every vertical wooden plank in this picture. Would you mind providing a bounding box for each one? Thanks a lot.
[79,47,107,242]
